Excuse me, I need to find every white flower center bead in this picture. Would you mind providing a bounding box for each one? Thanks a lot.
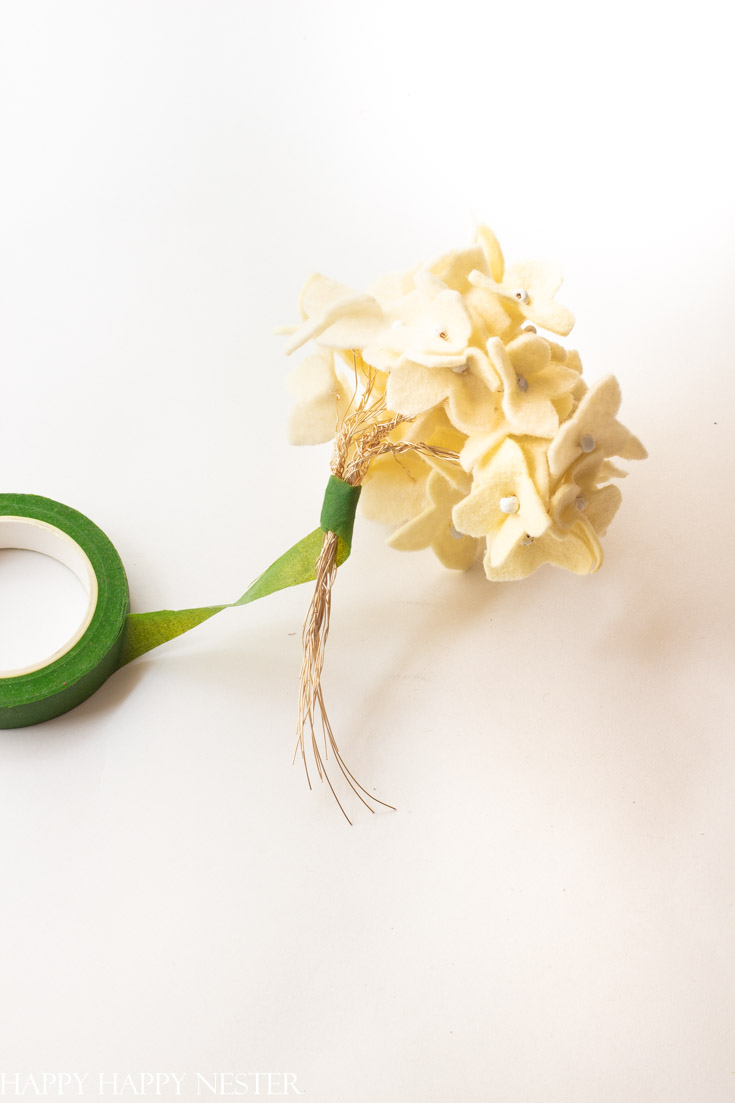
[579,433,596,453]
[499,495,519,514]
[514,289,530,303]
[575,495,587,511]
[516,374,529,393]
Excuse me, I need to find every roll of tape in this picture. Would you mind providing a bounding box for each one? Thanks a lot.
[0,494,130,729]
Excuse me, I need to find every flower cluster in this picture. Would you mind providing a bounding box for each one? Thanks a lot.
[283,227,645,580]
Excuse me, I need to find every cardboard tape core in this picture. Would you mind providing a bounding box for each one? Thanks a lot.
[0,516,99,677]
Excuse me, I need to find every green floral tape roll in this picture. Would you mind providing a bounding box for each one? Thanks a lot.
[0,478,361,729]
[0,494,130,729]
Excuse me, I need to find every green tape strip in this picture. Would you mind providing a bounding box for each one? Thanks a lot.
[0,477,361,729]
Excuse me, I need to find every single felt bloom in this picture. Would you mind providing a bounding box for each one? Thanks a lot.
[481,518,603,581]
[468,261,575,337]
[486,332,580,438]
[551,452,624,537]
[284,274,385,356]
[385,345,500,435]
[361,274,474,373]
[388,464,478,571]
[451,437,551,568]
[547,375,647,478]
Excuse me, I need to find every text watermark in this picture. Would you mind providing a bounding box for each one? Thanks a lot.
[0,1073,305,1097]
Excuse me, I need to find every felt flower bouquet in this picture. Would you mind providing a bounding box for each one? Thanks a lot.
[281,226,645,817]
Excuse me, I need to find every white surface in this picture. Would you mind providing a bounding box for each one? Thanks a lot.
[0,2,733,1101]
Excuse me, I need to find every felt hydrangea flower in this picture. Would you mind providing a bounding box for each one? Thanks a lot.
[284,225,645,582]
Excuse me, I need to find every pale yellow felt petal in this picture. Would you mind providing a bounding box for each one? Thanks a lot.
[459,427,507,474]
[287,395,340,446]
[522,297,575,337]
[431,527,479,571]
[566,350,583,374]
[286,351,343,445]
[386,361,453,417]
[298,273,353,319]
[400,406,467,453]
[286,291,384,354]
[424,453,471,492]
[569,518,604,571]
[452,438,550,544]
[451,481,502,539]
[388,503,439,551]
[551,480,580,529]
[426,465,472,505]
[405,289,473,367]
[360,451,431,526]
[488,336,559,437]
[514,436,551,502]
[620,432,648,460]
[548,375,628,477]
[550,450,611,530]
[502,261,575,336]
[598,459,628,481]
[286,351,336,399]
[367,266,419,301]
[444,372,498,435]
[428,244,489,293]
[463,284,512,341]
[388,468,477,572]
[547,340,568,362]
[488,512,526,567]
[475,225,505,282]
[482,520,600,581]
[414,268,449,298]
[362,285,473,372]
[504,387,559,438]
[553,393,575,422]
[507,332,552,378]
[581,484,622,536]
[503,260,563,298]
[486,336,515,389]
[465,346,502,391]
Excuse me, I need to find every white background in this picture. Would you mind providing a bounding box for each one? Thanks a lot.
[1,2,733,1100]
